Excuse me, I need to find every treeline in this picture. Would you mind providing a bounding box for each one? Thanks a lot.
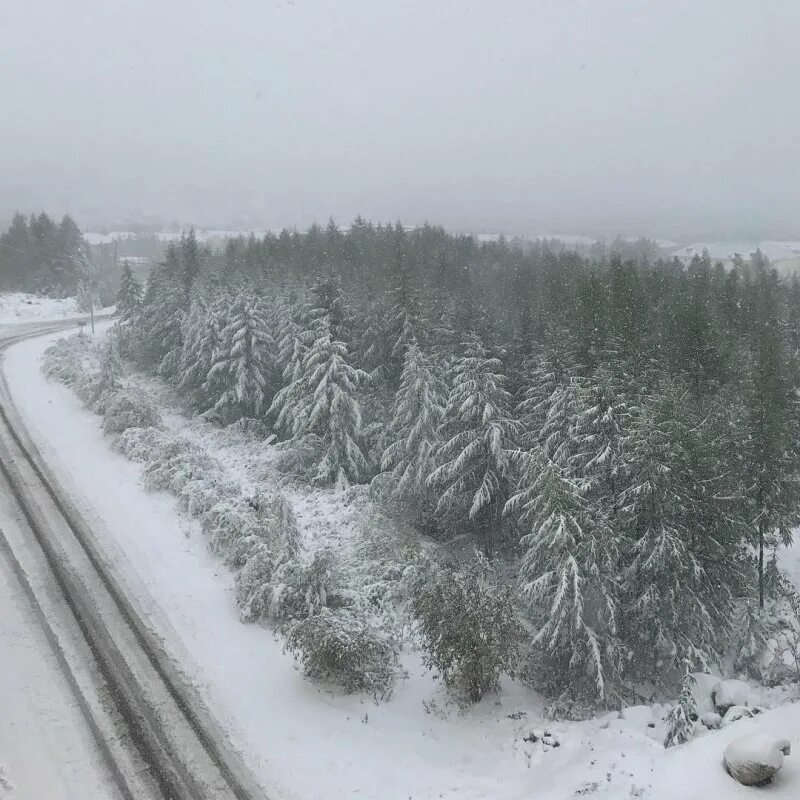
[114,222,800,704]
[0,212,87,295]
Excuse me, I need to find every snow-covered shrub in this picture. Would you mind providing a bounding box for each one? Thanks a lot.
[225,417,272,441]
[284,607,398,700]
[236,549,279,622]
[41,334,91,386]
[348,509,421,618]
[410,554,522,702]
[201,500,271,567]
[113,426,171,462]
[268,549,350,630]
[101,390,161,435]
[272,435,324,481]
[179,477,241,517]
[140,441,215,493]
[88,335,123,413]
[663,663,699,748]
[73,368,102,408]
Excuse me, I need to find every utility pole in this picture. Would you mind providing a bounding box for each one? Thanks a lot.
[71,251,96,333]
[89,269,95,333]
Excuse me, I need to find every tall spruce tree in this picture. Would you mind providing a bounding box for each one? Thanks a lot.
[744,266,800,607]
[205,293,274,422]
[270,318,368,488]
[506,452,621,700]
[428,334,517,556]
[378,338,446,508]
[115,260,143,324]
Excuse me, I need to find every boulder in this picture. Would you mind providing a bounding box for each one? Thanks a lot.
[720,706,755,727]
[701,711,722,730]
[711,679,752,713]
[723,734,791,786]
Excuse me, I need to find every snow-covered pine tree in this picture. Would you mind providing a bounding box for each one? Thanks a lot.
[427,334,518,556]
[378,338,445,508]
[176,295,229,411]
[204,293,274,423]
[180,228,202,305]
[664,662,698,747]
[356,296,392,376]
[384,276,421,384]
[269,317,368,488]
[115,260,142,324]
[273,291,311,386]
[742,264,800,607]
[617,383,722,676]
[515,344,580,452]
[572,362,630,507]
[133,247,186,372]
[308,273,349,342]
[506,452,621,701]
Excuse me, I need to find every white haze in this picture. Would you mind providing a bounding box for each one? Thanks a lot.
[0,0,798,238]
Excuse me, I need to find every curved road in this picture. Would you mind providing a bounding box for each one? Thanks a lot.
[0,318,267,800]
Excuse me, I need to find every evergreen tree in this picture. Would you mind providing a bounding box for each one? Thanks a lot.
[515,343,579,451]
[664,662,698,747]
[378,338,446,507]
[506,453,621,701]
[270,318,368,487]
[205,293,274,422]
[743,267,800,607]
[115,261,143,324]
[176,295,229,410]
[428,334,517,555]
[181,228,202,304]
[617,384,728,674]
[134,248,186,371]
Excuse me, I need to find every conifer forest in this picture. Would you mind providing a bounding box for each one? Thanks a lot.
[98,222,800,710]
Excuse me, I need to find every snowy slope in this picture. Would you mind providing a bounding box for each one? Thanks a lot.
[0,293,81,323]
[5,325,800,800]
[647,705,799,799]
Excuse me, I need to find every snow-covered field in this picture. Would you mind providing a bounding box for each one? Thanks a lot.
[4,324,800,799]
[0,293,83,323]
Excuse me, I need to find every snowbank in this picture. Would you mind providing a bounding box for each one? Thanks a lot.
[650,706,799,798]
[0,292,80,323]
[0,292,113,324]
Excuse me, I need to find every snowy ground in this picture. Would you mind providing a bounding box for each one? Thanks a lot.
[0,293,89,324]
[4,324,800,799]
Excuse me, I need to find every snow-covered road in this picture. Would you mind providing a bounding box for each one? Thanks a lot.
[0,318,264,800]
[0,514,119,800]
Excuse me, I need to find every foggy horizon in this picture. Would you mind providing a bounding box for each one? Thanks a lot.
[2,1,799,240]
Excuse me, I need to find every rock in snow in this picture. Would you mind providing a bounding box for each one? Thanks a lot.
[721,706,755,727]
[711,679,752,714]
[701,712,722,730]
[723,734,791,786]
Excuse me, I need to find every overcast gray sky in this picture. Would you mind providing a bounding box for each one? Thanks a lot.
[1,1,798,238]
